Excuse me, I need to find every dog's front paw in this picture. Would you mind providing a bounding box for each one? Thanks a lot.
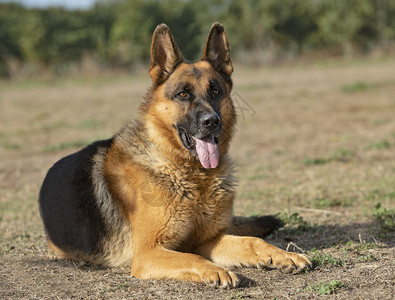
[246,238,311,273]
[262,250,312,274]
[198,265,239,288]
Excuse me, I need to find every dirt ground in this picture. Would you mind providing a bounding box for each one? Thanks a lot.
[1,58,394,299]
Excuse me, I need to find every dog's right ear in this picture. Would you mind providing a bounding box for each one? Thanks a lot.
[149,24,183,86]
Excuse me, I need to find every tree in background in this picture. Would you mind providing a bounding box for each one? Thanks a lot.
[0,4,27,77]
[315,0,374,56]
[0,0,394,78]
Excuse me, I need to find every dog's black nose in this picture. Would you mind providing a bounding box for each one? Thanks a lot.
[201,113,221,130]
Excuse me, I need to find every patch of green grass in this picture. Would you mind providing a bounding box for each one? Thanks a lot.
[0,233,33,255]
[114,282,136,290]
[41,120,106,132]
[310,249,347,267]
[304,157,331,165]
[304,148,355,166]
[42,139,94,152]
[40,121,71,132]
[0,140,21,150]
[311,198,340,209]
[0,79,52,90]
[332,148,355,162]
[367,140,391,150]
[341,81,375,93]
[305,280,344,295]
[12,233,31,242]
[273,149,284,155]
[373,203,395,231]
[366,189,395,202]
[339,197,354,207]
[309,197,354,209]
[342,240,379,263]
[100,287,116,295]
[343,240,381,252]
[277,212,308,227]
[75,119,105,130]
[276,212,316,235]
[0,132,21,150]
[358,254,377,262]
[372,118,390,126]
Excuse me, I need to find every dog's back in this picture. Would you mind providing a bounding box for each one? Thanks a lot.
[40,140,111,254]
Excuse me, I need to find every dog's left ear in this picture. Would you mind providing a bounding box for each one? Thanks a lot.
[149,24,183,85]
[202,23,233,77]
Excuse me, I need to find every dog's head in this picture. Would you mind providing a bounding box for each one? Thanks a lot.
[142,23,236,169]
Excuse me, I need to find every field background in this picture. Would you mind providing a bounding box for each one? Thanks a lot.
[1,57,394,299]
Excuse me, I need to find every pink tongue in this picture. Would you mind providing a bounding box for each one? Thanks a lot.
[193,135,219,169]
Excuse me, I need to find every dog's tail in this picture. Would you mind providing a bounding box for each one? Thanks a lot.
[228,215,283,238]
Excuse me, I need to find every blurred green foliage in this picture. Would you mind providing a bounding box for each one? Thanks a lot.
[1,0,395,77]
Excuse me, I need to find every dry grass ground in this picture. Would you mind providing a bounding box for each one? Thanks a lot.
[1,58,394,299]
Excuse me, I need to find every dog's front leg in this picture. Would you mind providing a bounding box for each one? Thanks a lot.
[130,246,239,288]
[196,235,312,273]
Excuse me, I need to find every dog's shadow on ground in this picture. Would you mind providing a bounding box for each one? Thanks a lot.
[26,256,117,272]
[25,257,261,289]
[235,273,258,288]
[269,219,394,251]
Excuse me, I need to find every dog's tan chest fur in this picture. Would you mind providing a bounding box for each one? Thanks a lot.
[157,173,235,252]
[105,134,235,253]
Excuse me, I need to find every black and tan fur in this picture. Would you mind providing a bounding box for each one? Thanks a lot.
[39,23,311,287]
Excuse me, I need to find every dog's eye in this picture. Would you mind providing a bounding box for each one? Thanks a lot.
[177,91,188,99]
[211,89,221,97]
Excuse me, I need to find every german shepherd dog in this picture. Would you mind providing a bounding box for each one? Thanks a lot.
[39,23,311,287]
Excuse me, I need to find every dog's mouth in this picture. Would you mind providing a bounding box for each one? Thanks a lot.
[178,127,219,169]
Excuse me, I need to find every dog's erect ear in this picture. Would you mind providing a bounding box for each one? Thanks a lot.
[149,24,183,85]
[202,23,233,77]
